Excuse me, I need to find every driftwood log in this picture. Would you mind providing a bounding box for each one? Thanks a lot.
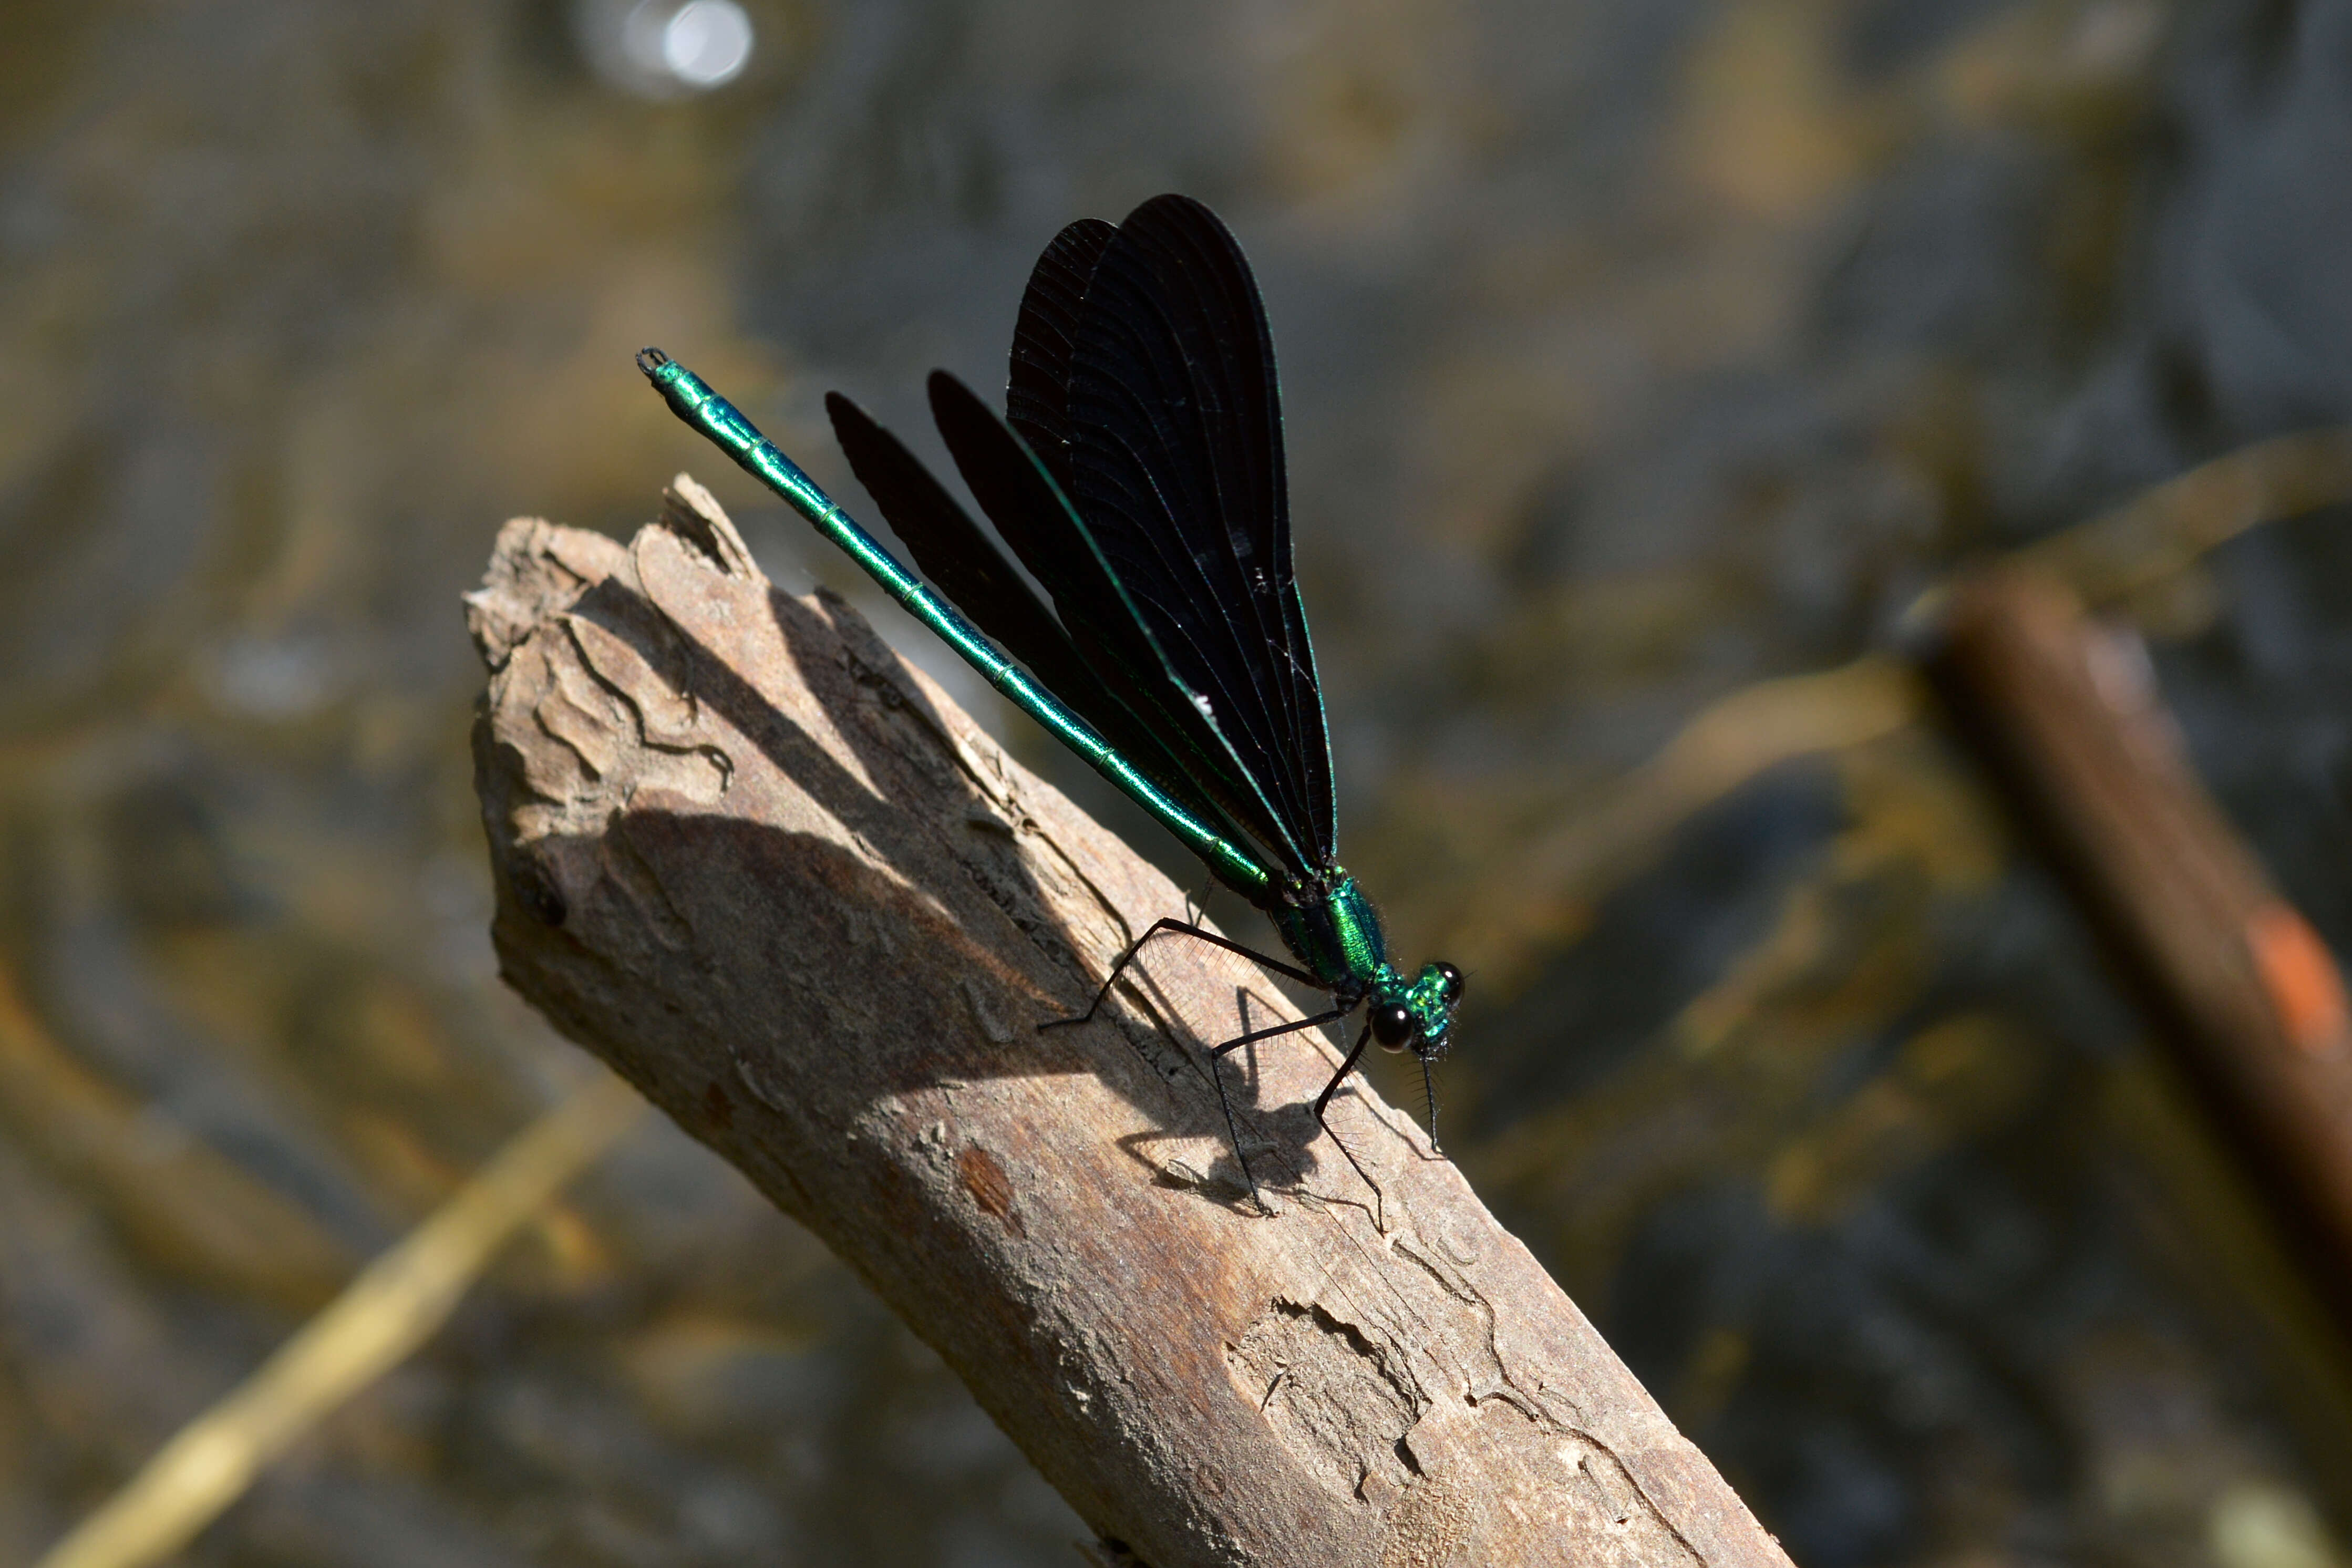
[467,478,1794,1568]
[1923,566,2352,1323]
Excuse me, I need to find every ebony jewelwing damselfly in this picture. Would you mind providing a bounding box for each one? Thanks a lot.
[637,194,1462,1211]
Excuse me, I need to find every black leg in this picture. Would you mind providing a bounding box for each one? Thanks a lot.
[1181,874,1213,925]
[1210,1006,1352,1059]
[1312,1023,1387,1218]
[1040,917,1321,1031]
[1312,1023,1376,1118]
[1419,1054,1442,1153]
[1200,1006,1349,1214]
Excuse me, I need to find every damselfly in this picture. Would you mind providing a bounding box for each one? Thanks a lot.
[638,195,1462,1210]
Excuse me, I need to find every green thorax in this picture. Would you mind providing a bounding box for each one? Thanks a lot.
[1270,873,1396,1000]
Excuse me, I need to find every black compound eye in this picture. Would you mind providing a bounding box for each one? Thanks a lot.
[1371,1002,1416,1051]
[1435,962,1464,1004]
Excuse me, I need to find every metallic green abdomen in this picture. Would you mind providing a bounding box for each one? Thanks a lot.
[1272,875,1391,996]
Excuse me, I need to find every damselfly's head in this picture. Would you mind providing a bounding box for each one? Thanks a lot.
[1367,961,1464,1060]
[1367,961,1462,1150]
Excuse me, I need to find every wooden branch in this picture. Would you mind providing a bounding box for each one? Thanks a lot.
[1922,566,2352,1318]
[467,478,1795,1568]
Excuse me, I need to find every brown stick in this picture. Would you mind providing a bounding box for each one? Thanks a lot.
[467,479,1795,1568]
[1922,566,2352,1315]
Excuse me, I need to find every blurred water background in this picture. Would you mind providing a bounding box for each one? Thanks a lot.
[7,0,2352,1564]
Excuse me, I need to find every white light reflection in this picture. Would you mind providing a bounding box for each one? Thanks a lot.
[661,2,755,87]
[579,0,758,98]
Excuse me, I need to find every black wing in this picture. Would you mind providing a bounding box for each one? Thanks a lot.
[1006,218,1115,491]
[826,392,1096,724]
[823,391,1246,847]
[925,373,1307,875]
[1059,195,1337,869]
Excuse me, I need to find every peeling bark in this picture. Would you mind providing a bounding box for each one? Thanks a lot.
[468,477,1797,1568]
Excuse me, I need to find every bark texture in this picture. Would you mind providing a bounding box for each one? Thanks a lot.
[467,478,1797,1568]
